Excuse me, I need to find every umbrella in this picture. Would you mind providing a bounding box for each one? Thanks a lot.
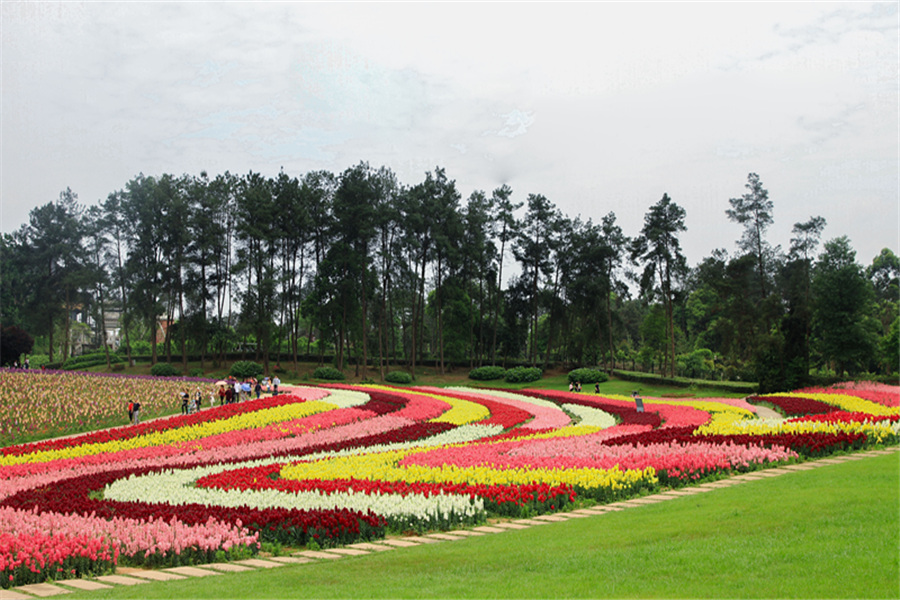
[215,380,228,386]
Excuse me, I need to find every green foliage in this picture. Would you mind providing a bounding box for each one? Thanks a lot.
[150,363,179,377]
[567,368,609,384]
[0,324,34,366]
[504,366,542,383]
[612,369,757,394]
[230,360,264,379]
[188,368,205,378]
[469,366,507,381]
[60,351,124,371]
[313,366,345,381]
[384,370,413,384]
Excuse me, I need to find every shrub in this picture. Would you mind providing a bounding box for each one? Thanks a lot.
[230,361,264,380]
[567,368,609,385]
[150,363,179,377]
[188,368,205,378]
[468,366,506,381]
[384,371,412,384]
[504,366,542,383]
[313,366,345,381]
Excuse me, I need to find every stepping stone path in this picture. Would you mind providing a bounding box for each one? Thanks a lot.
[2,447,896,598]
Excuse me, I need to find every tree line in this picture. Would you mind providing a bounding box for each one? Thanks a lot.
[1,165,897,390]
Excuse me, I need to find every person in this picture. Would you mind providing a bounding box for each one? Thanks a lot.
[194,388,203,412]
[209,391,217,407]
[241,380,251,401]
[127,401,134,423]
[180,390,189,415]
[568,382,574,392]
[218,385,227,406]
[234,380,242,402]
[132,401,141,425]
[23,356,29,370]
[594,383,600,394]
[224,385,234,405]
[254,379,262,399]
[272,375,280,396]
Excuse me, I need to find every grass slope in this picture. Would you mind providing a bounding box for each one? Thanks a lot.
[65,453,900,600]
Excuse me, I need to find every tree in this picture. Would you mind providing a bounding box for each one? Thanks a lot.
[631,194,687,377]
[512,193,561,366]
[726,173,775,301]
[22,188,86,362]
[0,324,34,366]
[488,185,521,365]
[812,236,877,376]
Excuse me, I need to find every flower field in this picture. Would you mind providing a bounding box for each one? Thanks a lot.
[1,371,898,588]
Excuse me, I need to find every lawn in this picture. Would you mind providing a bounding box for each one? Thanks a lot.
[62,452,900,600]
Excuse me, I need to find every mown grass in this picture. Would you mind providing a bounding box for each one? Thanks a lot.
[63,452,900,600]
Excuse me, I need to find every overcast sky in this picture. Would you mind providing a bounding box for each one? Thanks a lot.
[2,2,898,269]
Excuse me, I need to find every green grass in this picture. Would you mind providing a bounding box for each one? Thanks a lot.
[63,452,900,599]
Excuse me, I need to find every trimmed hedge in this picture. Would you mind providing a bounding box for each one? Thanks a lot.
[567,368,609,385]
[313,366,345,381]
[504,366,542,383]
[384,371,413,384]
[150,363,179,377]
[611,369,758,394]
[468,366,506,381]
[230,361,264,379]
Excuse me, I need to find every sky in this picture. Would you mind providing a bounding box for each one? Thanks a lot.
[2,2,898,271]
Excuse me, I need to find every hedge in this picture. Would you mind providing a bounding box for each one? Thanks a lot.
[611,369,758,394]
[504,366,542,383]
[567,368,609,385]
[468,366,506,381]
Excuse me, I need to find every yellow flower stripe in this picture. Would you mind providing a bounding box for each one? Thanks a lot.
[0,401,337,467]
[694,416,898,443]
[361,385,490,425]
[603,394,754,428]
[759,392,899,417]
[280,447,657,491]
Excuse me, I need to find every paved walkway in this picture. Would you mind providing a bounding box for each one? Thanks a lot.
[1,446,896,599]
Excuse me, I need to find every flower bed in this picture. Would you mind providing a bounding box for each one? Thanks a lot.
[0,374,897,588]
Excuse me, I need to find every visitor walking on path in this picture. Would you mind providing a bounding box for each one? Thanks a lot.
[132,401,141,424]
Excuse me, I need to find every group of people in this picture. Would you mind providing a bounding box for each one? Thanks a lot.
[180,388,206,415]
[10,357,30,369]
[123,373,283,427]
[568,381,603,394]
[216,374,280,405]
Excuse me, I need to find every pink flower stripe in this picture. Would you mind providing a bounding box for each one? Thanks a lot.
[439,388,571,430]
[320,384,451,421]
[797,386,900,408]
[398,434,796,479]
[513,389,665,428]
[788,412,900,425]
[405,387,535,429]
[0,506,254,562]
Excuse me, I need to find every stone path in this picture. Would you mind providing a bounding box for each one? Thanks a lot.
[1,446,896,599]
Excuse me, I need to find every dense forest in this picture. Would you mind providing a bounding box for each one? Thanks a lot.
[1,164,897,391]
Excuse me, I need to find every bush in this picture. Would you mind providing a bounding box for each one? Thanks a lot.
[313,366,345,381]
[230,361,264,380]
[188,368,205,378]
[504,366,542,383]
[384,370,413,384]
[567,368,609,385]
[150,363,179,377]
[468,366,506,381]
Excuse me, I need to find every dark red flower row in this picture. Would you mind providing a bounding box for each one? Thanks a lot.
[746,395,834,417]
[0,466,385,548]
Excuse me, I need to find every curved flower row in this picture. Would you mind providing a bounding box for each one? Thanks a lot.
[1,375,897,588]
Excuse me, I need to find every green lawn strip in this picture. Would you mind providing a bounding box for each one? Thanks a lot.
[62,453,899,600]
